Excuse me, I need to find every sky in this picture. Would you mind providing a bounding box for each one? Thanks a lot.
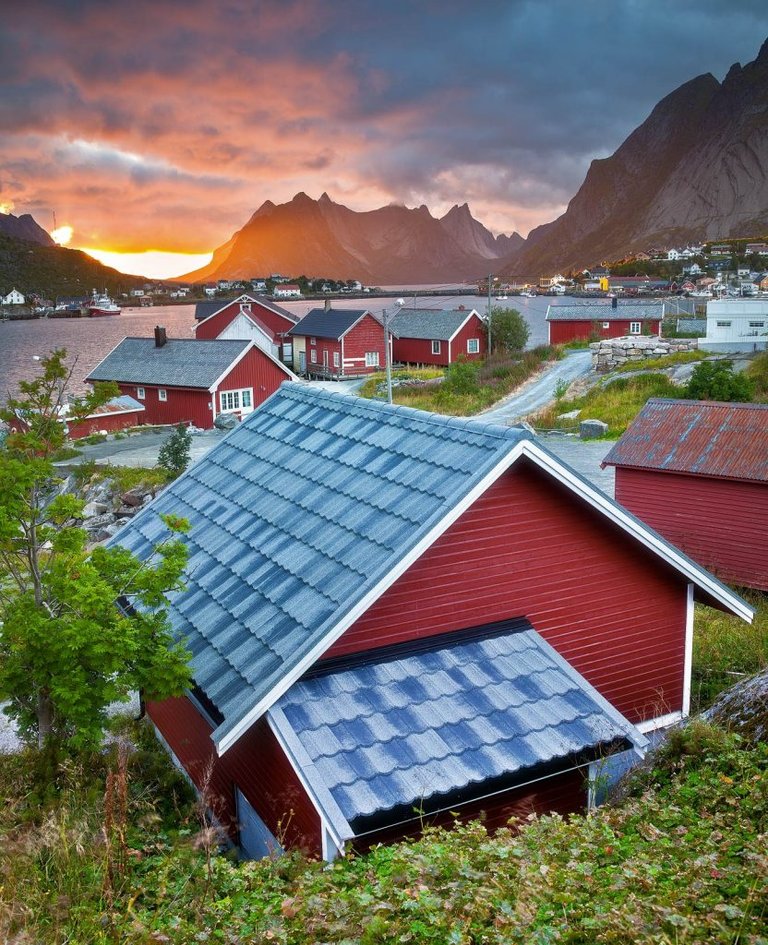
[0,0,765,278]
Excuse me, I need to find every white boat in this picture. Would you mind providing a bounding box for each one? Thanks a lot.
[495,294,508,301]
[87,289,121,317]
[520,290,536,298]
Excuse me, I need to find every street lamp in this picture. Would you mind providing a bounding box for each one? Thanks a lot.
[487,274,499,354]
[383,298,405,404]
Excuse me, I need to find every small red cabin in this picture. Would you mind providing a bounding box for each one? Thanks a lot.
[194,294,297,363]
[112,386,750,861]
[603,398,768,590]
[288,306,386,378]
[391,307,487,366]
[546,301,663,344]
[87,328,295,429]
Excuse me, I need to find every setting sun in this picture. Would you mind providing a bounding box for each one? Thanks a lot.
[51,225,73,245]
[79,247,213,280]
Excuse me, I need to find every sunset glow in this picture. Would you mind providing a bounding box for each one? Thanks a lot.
[51,225,73,245]
[0,202,15,215]
[80,248,214,280]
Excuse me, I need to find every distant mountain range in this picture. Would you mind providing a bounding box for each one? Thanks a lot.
[503,37,768,278]
[183,38,768,285]
[0,211,55,247]
[181,192,524,284]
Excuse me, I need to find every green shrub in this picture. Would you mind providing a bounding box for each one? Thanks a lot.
[157,423,192,479]
[684,360,754,402]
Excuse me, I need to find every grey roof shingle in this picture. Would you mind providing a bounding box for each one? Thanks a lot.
[288,308,374,339]
[87,337,252,388]
[390,307,479,341]
[545,302,664,321]
[271,622,646,828]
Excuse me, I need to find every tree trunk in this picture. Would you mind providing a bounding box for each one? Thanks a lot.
[37,690,53,748]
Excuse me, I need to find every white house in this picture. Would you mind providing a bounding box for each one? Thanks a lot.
[699,298,768,353]
[2,288,25,305]
[666,249,681,260]
[273,284,302,299]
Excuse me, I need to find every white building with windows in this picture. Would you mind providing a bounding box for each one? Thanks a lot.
[2,288,25,305]
[699,299,768,352]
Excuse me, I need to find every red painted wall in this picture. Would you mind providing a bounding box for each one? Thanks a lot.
[615,466,768,591]
[342,314,387,374]
[326,460,688,725]
[116,384,213,427]
[392,315,487,367]
[215,346,290,417]
[196,300,294,342]
[67,409,144,438]
[548,320,661,344]
[355,766,588,853]
[305,338,343,374]
[147,696,322,856]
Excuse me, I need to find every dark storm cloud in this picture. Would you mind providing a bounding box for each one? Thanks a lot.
[0,0,764,249]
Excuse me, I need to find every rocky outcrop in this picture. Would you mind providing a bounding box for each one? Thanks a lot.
[73,475,165,544]
[181,192,517,285]
[591,337,698,372]
[0,211,54,247]
[504,38,768,278]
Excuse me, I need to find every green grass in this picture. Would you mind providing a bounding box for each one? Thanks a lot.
[78,432,108,445]
[691,592,768,712]
[361,348,561,416]
[612,350,706,373]
[1,720,765,944]
[536,372,682,437]
[100,465,170,494]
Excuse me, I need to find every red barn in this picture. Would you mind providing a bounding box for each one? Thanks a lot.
[111,385,750,861]
[66,395,145,438]
[546,300,664,344]
[86,328,295,429]
[390,306,487,366]
[603,398,768,590]
[288,305,385,377]
[194,294,298,363]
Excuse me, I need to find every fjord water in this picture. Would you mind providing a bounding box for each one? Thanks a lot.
[0,294,556,399]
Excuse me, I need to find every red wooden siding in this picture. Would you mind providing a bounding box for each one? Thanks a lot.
[355,766,588,853]
[392,314,487,366]
[326,460,688,725]
[147,696,322,855]
[116,384,213,427]
[548,320,661,344]
[452,313,487,362]
[306,338,343,372]
[216,346,289,417]
[196,300,294,342]
[615,466,768,591]
[67,409,143,438]
[342,314,386,374]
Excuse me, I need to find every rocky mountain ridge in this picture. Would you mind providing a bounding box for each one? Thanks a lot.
[0,211,55,247]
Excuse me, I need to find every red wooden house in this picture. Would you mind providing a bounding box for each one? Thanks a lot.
[194,294,298,363]
[390,306,487,366]
[112,385,750,861]
[603,398,768,590]
[546,300,663,344]
[87,327,295,429]
[65,395,145,438]
[288,305,385,377]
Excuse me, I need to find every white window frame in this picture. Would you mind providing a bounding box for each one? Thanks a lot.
[748,321,764,328]
[364,351,380,367]
[431,340,441,355]
[158,388,168,401]
[466,338,480,354]
[310,337,317,345]
[136,386,145,400]
[333,351,340,368]
[602,322,610,329]
[629,321,642,335]
[219,388,254,413]
[310,347,317,363]
[716,320,732,328]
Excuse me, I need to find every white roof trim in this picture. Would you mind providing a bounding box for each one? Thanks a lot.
[267,706,354,847]
[519,440,754,623]
[215,432,752,755]
[447,309,481,343]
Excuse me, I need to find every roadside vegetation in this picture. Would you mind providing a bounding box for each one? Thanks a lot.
[612,349,705,372]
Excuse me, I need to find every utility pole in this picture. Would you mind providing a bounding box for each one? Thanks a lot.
[383,298,404,404]
[487,273,494,355]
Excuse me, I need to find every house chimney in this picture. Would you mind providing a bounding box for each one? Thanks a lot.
[611,295,618,310]
[324,298,331,313]
[154,325,167,347]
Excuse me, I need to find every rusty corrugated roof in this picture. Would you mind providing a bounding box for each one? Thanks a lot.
[603,399,768,482]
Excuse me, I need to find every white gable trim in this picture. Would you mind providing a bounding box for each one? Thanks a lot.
[207,340,297,393]
[447,309,480,343]
[267,706,353,853]
[216,433,751,754]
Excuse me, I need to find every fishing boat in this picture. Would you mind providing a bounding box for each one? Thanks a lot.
[88,289,121,317]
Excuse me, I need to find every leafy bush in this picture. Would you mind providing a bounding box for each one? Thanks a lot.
[443,356,479,394]
[157,423,192,478]
[489,306,530,353]
[746,350,768,399]
[684,360,754,402]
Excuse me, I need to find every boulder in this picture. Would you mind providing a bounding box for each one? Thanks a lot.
[121,488,147,507]
[214,413,239,431]
[580,419,609,439]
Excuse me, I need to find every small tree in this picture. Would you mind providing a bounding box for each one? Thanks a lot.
[489,306,530,354]
[0,351,192,752]
[684,360,754,402]
[158,423,192,479]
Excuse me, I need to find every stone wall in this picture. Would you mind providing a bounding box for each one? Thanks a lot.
[591,336,698,372]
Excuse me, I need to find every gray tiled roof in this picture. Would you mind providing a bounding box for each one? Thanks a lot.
[545,302,664,321]
[110,383,531,749]
[271,622,646,828]
[87,337,252,388]
[195,295,298,322]
[390,307,479,341]
[288,308,373,339]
